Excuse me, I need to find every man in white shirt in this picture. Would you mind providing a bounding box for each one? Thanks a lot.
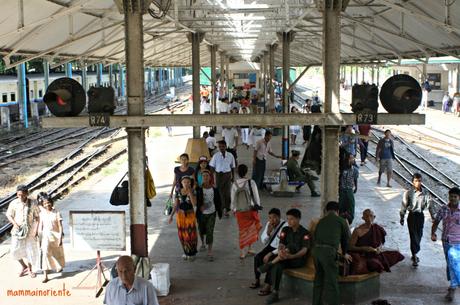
[104,256,159,305]
[250,208,287,294]
[209,140,236,217]
[218,97,229,114]
[222,126,239,161]
[201,98,212,114]
[206,130,217,156]
[252,130,282,188]
[230,98,241,112]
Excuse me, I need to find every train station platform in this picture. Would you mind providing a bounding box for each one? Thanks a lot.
[0,122,456,305]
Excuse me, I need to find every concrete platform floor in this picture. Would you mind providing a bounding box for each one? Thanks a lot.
[0,124,457,305]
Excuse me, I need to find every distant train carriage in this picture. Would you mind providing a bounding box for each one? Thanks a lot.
[0,72,110,123]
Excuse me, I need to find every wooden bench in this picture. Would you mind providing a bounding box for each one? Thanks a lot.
[281,256,380,304]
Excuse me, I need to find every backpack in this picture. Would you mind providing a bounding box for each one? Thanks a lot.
[233,180,254,212]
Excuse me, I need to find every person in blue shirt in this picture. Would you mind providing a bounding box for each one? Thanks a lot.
[340,125,359,157]
[376,130,395,187]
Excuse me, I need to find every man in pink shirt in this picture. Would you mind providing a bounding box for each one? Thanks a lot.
[432,187,460,302]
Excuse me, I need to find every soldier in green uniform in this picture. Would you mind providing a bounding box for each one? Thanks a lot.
[286,150,320,197]
[312,201,352,305]
[258,208,310,304]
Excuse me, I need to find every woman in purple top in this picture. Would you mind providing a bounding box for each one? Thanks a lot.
[170,153,195,198]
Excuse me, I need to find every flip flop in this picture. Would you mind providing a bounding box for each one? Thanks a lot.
[239,254,246,260]
[19,268,28,277]
[30,272,36,278]
[207,255,214,262]
[247,250,256,256]
[258,289,272,296]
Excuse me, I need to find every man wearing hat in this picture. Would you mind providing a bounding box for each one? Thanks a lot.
[286,150,320,197]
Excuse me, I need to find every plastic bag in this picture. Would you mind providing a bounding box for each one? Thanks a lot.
[150,263,170,296]
[164,198,173,216]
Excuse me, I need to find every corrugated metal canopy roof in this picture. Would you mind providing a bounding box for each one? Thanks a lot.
[1,0,459,69]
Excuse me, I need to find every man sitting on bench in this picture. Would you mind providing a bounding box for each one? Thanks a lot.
[258,208,310,304]
[286,150,320,197]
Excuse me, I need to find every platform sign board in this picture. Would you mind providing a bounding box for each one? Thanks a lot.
[356,110,378,124]
[69,211,126,251]
[89,113,110,127]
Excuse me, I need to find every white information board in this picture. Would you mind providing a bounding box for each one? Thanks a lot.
[69,211,126,251]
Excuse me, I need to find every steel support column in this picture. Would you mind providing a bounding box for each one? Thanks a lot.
[220,51,225,100]
[263,51,269,110]
[109,64,114,88]
[320,1,342,211]
[281,31,294,160]
[371,66,375,84]
[124,0,147,259]
[225,57,230,98]
[97,63,103,86]
[376,66,380,87]
[119,64,125,97]
[457,64,460,92]
[268,44,276,111]
[210,45,217,113]
[17,63,28,128]
[350,66,353,85]
[355,65,359,85]
[188,32,204,138]
[65,62,72,78]
[43,59,50,115]
[147,67,152,96]
[159,67,163,92]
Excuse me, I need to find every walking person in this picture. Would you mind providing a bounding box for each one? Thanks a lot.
[431,187,460,302]
[358,124,371,166]
[340,125,359,157]
[222,126,239,161]
[165,105,174,136]
[240,107,250,148]
[252,131,282,189]
[168,176,198,261]
[38,195,65,283]
[248,126,266,148]
[376,129,395,187]
[289,107,301,145]
[231,164,262,259]
[302,99,312,145]
[209,140,236,218]
[6,185,40,278]
[169,153,195,198]
[196,170,222,261]
[249,208,287,294]
[312,201,352,305]
[400,173,434,267]
[339,153,359,225]
[206,130,217,156]
[194,156,214,188]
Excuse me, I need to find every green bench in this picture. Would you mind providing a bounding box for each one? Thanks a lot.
[281,256,380,304]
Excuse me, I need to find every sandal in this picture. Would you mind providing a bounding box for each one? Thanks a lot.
[30,272,36,278]
[207,255,214,262]
[247,250,256,256]
[249,282,260,289]
[258,289,272,296]
[19,268,28,277]
[239,254,246,260]
[42,278,49,283]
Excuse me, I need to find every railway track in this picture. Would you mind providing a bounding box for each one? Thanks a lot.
[0,84,191,239]
[368,129,459,211]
